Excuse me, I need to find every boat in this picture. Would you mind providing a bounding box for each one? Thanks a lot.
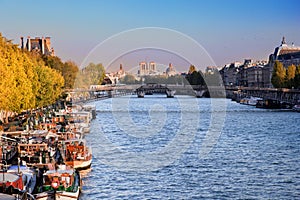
[18,143,50,166]
[137,90,145,98]
[195,90,205,98]
[35,165,81,200]
[0,171,23,193]
[0,133,18,163]
[292,104,300,112]
[63,139,92,170]
[7,165,37,194]
[240,96,262,106]
[166,90,176,98]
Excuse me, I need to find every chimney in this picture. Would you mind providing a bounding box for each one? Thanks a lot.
[41,37,45,54]
[45,37,51,50]
[51,48,55,56]
[27,36,31,51]
[20,37,24,49]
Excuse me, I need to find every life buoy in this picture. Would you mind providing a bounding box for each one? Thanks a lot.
[51,177,60,189]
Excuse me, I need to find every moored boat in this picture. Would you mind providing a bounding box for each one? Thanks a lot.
[35,165,81,200]
[7,165,37,194]
[63,139,92,170]
[292,104,300,112]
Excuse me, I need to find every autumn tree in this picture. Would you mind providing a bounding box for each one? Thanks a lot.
[0,33,64,122]
[285,64,296,88]
[271,61,286,88]
[294,65,300,89]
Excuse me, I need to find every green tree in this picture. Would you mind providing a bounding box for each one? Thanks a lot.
[75,63,106,88]
[63,61,79,88]
[271,61,286,88]
[42,55,64,72]
[120,74,136,84]
[205,72,222,86]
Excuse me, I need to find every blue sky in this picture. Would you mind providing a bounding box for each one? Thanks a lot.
[1,0,300,71]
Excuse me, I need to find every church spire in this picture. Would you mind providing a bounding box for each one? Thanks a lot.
[281,36,286,45]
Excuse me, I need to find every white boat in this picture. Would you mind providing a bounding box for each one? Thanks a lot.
[240,96,262,106]
[195,90,205,98]
[137,91,145,98]
[166,90,176,98]
[292,104,300,112]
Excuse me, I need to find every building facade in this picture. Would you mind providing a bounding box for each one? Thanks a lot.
[138,61,158,76]
[264,37,300,87]
[20,36,54,56]
[166,63,177,76]
[219,37,300,88]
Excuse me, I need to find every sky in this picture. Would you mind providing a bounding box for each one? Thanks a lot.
[1,0,300,72]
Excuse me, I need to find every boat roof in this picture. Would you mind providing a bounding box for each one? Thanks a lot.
[8,165,28,171]
[0,173,20,182]
[44,169,73,176]
[0,193,16,200]
[64,138,86,143]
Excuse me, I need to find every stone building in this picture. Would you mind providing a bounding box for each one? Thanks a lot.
[219,62,241,86]
[138,61,157,76]
[166,63,177,76]
[20,36,54,56]
[264,37,300,87]
[247,65,264,87]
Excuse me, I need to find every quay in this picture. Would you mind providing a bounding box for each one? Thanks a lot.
[226,86,300,108]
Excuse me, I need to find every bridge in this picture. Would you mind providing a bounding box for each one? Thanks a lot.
[135,84,176,98]
[65,84,300,106]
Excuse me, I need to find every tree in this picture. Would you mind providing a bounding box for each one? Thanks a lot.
[271,61,286,88]
[0,33,65,122]
[62,61,79,88]
[294,65,300,89]
[285,64,296,88]
[188,65,196,74]
[35,65,64,107]
[120,74,136,84]
[75,63,106,88]
[205,72,222,86]
[42,55,79,89]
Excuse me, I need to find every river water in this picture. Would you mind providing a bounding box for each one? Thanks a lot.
[79,95,300,199]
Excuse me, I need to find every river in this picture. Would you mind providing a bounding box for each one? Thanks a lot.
[79,95,300,199]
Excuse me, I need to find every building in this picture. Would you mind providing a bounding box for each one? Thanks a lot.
[138,61,158,76]
[205,66,218,74]
[20,36,54,56]
[219,62,241,86]
[264,37,300,87]
[106,64,127,84]
[247,65,263,87]
[219,59,268,87]
[166,63,177,76]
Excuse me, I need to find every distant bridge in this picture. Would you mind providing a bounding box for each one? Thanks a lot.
[65,85,300,106]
